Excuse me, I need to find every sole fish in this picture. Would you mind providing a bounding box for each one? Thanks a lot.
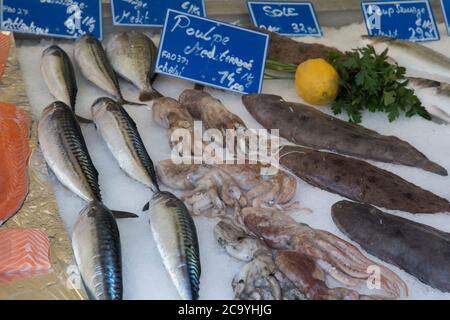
[0,102,31,225]
[74,35,143,106]
[242,94,447,176]
[72,201,122,300]
[149,191,201,300]
[249,26,344,65]
[107,31,161,101]
[362,36,450,85]
[92,97,159,192]
[332,200,450,292]
[280,145,450,213]
[0,229,52,282]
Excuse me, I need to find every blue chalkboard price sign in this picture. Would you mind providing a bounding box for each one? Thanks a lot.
[0,0,102,39]
[361,0,439,42]
[111,0,206,27]
[155,9,269,94]
[441,0,450,35]
[247,1,322,37]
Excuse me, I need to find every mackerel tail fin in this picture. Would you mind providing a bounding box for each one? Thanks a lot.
[193,83,205,91]
[139,89,164,102]
[111,210,139,219]
[118,97,147,106]
[142,185,160,212]
[75,114,94,124]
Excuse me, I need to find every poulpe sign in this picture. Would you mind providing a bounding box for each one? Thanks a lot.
[0,0,102,39]
[155,9,269,94]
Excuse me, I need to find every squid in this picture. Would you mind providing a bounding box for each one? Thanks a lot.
[156,160,297,216]
[236,207,408,299]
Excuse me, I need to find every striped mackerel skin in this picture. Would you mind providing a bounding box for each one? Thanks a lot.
[72,201,122,300]
[149,191,201,300]
[74,35,125,102]
[41,45,78,110]
[92,97,159,192]
[38,101,101,202]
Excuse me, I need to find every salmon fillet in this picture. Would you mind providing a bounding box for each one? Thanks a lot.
[0,32,11,80]
[0,102,31,225]
[0,229,52,281]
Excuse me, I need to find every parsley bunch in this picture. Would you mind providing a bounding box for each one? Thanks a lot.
[328,46,430,123]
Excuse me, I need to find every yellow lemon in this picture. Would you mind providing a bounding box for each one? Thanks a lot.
[295,58,340,106]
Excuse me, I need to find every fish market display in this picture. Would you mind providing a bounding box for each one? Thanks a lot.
[107,31,160,101]
[156,160,297,216]
[332,200,450,293]
[237,207,408,299]
[38,101,101,202]
[0,229,52,282]
[92,97,159,193]
[280,145,450,213]
[13,20,450,300]
[72,201,122,300]
[149,191,201,300]
[0,102,31,225]
[243,94,447,175]
[251,26,344,65]
[362,36,450,85]
[152,97,197,155]
[74,35,142,106]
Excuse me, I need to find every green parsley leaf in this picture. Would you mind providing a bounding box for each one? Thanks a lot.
[328,45,430,123]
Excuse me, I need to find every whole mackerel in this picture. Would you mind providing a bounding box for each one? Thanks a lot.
[41,45,78,110]
[74,34,142,106]
[38,101,101,202]
[107,31,160,101]
[362,36,450,85]
[149,191,201,300]
[72,201,122,300]
[242,94,447,176]
[91,97,159,192]
[38,101,137,219]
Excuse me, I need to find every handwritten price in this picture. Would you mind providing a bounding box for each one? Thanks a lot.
[218,70,254,91]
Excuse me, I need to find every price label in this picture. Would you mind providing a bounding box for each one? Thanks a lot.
[361,0,439,42]
[0,0,102,39]
[247,1,322,37]
[111,0,206,27]
[155,9,269,94]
